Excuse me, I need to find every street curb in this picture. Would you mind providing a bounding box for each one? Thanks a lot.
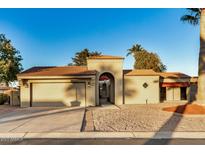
[1,132,205,139]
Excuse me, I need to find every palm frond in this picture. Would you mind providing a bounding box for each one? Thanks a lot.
[180,15,199,25]
[126,49,133,57]
[187,8,201,14]
[126,44,146,57]
[180,8,201,25]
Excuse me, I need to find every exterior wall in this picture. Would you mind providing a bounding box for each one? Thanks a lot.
[19,77,95,107]
[87,59,124,105]
[124,76,160,104]
[20,81,31,107]
[85,77,96,106]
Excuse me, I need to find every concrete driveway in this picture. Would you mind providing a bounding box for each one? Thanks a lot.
[0,106,85,133]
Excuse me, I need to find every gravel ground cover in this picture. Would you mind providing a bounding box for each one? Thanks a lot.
[85,103,205,132]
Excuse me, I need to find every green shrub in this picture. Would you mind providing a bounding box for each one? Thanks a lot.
[0,94,9,105]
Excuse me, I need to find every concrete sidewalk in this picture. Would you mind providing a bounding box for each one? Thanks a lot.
[1,132,205,139]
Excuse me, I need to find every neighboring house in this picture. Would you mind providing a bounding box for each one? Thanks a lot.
[17,55,197,107]
[0,83,10,94]
[0,82,20,106]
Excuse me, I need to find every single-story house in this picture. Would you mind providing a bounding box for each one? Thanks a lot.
[0,83,11,94]
[17,55,197,107]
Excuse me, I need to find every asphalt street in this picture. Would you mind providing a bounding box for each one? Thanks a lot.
[1,138,205,145]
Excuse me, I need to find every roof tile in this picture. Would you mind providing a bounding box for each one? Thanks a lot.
[124,69,190,78]
[124,69,159,76]
[18,66,96,77]
[159,72,190,78]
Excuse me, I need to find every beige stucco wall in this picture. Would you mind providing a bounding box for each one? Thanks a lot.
[85,77,96,106]
[124,76,160,104]
[87,59,124,105]
[19,77,95,107]
[20,81,31,107]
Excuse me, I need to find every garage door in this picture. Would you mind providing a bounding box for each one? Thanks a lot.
[31,82,85,107]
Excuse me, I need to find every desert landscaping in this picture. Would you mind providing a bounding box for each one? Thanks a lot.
[84,103,205,132]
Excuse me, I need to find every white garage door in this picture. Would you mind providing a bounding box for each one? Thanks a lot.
[32,82,85,107]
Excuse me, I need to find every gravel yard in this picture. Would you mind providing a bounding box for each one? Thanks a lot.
[85,103,205,132]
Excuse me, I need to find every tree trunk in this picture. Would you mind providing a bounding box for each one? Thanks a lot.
[197,9,205,103]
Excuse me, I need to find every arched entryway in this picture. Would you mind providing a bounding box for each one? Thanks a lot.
[99,72,115,105]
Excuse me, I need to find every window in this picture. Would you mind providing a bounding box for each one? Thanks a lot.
[180,87,187,100]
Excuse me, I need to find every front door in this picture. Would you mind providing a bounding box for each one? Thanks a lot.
[99,73,115,105]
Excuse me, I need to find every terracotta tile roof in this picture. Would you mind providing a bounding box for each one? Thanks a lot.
[0,87,11,90]
[159,72,190,78]
[124,69,191,78]
[124,69,159,76]
[18,66,97,77]
[88,55,124,59]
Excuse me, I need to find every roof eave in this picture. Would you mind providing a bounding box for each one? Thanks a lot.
[125,74,159,76]
[17,74,96,80]
[88,58,124,60]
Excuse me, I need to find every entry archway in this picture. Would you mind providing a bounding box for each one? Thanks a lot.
[99,72,115,105]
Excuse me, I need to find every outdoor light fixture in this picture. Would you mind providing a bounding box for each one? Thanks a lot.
[24,82,29,88]
[87,81,91,87]
[22,80,29,88]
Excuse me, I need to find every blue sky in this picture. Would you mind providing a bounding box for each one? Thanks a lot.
[0,9,199,76]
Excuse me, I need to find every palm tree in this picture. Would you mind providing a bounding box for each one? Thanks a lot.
[181,8,205,103]
[126,44,146,57]
[69,49,102,66]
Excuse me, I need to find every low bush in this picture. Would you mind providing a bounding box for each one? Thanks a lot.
[0,93,9,105]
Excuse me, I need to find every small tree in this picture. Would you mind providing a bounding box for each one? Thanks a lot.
[127,44,166,72]
[0,34,23,86]
[69,48,102,66]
